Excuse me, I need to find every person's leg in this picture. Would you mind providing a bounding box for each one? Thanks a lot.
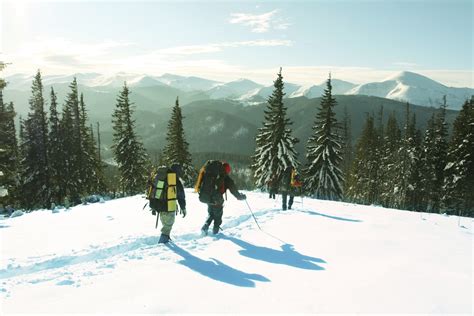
[210,204,224,234]
[159,211,175,243]
[282,192,288,210]
[288,194,294,209]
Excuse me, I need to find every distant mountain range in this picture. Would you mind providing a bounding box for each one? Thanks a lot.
[5,71,472,110]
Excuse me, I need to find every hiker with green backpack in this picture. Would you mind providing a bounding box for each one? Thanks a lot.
[146,163,186,244]
[194,160,246,235]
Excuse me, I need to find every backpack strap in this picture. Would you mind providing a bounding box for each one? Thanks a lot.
[194,166,205,193]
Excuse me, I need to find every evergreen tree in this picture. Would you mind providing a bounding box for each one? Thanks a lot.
[163,97,195,186]
[347,115,380,204]
[48,87,63,204]
[112,83,149,195]
[79,93,105,194]
[379,112,401,208]
[341,105,353,198]
[304,76,343,200]
[20,70,51,208]
[0,88,19,203]
[61,78,83,203]
[443,98,474,216]
[422,98,449,212]
[252,68,299,188]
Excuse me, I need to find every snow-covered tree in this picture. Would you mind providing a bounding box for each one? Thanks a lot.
[379,112,401,208]
[443,98,474,216]
[20,70,51,208]
[304,76,343,200]
[162,97,195,186]
[347,115,380,204]
[252,68,299,188]
[112,83,149,195]
[421,98,449,212]
[341,105,353,197]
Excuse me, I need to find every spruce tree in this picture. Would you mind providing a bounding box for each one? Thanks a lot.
[443,98,474,216]
[379,112,401,208]
[0,89,19,203]
[304,76,343,200]
[48,87,63,204]
[341,105,353,197]
[252,68,299,188]
[347,115,380,204]
[112,83,149,195]
[422,98,449,212]
[20,70,51,208]
[162,97,195,186]
[61,78,83,203]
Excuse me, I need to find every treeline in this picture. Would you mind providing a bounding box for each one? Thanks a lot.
[251,69,473,217]
[1,65,473,217]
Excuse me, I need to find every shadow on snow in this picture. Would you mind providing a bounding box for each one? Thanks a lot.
[166,243,270,288]
[220,235,326,271]
[297,209,362,222]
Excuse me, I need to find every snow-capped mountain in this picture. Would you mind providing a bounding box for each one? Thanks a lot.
[4,71,472,109]
[156,73,221,92]
[346,71,473,110]
[207,79,264,99]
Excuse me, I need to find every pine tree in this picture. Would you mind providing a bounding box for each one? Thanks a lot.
[112,83,149,195]
[443,98,474,216]
[48,87,63,204]
[422,98,449,212]
[304,75,343,200]
[61,78,83,203]
[0,90,19,203]
[252,68,299,188]
[340,105,353,198]
[20,70,51,208]
[347,115,380,204]
[379,112,401,208]
[79,93,105,194]
[162,97,195,186]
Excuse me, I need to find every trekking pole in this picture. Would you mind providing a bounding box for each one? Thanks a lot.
[244,199,262,231]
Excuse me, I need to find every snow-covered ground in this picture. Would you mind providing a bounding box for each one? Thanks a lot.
[0,190,472,314]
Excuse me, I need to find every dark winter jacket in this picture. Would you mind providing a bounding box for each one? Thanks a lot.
[211,175,244,206]
[279,168,293,193]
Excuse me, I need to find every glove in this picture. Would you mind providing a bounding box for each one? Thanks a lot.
[238,194,246,201]
[180,208,187,218]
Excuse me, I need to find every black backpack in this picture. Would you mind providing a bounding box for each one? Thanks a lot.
[146,166,178,212]
[197,160,226,204]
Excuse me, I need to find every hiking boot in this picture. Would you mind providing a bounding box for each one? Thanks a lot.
[201,224,209,236]
[158,234,170,244]
[282,206,287,211]
[212,226,220,235]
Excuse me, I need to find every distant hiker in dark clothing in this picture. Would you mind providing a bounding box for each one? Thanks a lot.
[267,174,279,199]
[146,163,186,244]
[280,166,302,210]
[195,161,246,235]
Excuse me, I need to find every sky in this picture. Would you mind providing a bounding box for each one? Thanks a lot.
[1,0,473,87]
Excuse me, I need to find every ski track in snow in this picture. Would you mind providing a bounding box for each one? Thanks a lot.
[0,199,331,297]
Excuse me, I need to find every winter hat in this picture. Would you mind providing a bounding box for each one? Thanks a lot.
[223,162,231,174]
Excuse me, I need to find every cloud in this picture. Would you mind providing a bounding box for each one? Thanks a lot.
[229,10,290,33]
[155,40,292,55]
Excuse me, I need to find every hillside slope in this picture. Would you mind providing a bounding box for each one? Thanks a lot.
[0,190,471,314]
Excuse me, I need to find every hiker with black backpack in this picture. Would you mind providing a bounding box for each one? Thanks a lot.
[146,163,186,244]
[280,166,302,210]
[194,160,246,235]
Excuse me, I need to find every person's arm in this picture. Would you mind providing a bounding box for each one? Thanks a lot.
[176,180,186,210]
[225,176,246,200]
